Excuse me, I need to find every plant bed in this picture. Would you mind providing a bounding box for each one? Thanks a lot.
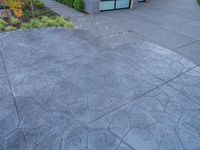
[0,0,75,32]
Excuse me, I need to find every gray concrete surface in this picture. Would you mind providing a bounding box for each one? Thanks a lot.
[41,0,200,65]
[1,0,200,149]
[72,0,200,65]
[0,28,200,150]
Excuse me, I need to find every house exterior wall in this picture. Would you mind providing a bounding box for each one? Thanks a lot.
[83,0,100,13]
[83,0,140,14]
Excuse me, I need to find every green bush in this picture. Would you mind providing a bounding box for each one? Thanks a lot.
[69,0,75,7]
[25,0,45,8]
[0,24,5,31]
[56,0,83,11]
[63,21,75,28]
[73,0,84,11]
[30,19,45,28]
[197,0,200,5]
[33,0,45,8]
[55,16,67,26]
[21,15,75,30]
[40,16,56,26]
[5,26,17,31]
[40,16,75,28]
[9,17,20,25]
[59,0,75,7]
[24,11,33,18]
[24,0,30,8]
[34,9,55,17]
[45,19,57,27]
[21,23,32,29]
[40,16,50,23]
[0,19,7,26]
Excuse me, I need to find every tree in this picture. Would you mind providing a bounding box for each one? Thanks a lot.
[0,0,24,19]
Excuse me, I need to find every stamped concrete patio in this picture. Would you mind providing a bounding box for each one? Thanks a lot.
[0,28,200,150]
[1,0,200,150]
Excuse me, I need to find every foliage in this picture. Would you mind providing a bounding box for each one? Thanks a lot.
[40,15,49,22]
[0,19,16,31]
[73,0,83,11]
[33,0,44,8]
[1,0,24,17]
[0,23,4,31]
[63,21,74,28]
[0,0,44,18]
[45,19,57,26]
[0,18,7,25]
[30,18,45,27]
[55,16,67,26]
[57,0,74,7]
[21,22,32,29]
[0,1,75,32]
[34,9,55,17]
[68,0,75,7]
[55,0,84,11]
[9,16,20,24]
[5,25,16,31]
[21,16,74,29]
[197,0,200,5]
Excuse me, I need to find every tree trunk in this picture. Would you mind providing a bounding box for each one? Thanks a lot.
[30,0,35,18]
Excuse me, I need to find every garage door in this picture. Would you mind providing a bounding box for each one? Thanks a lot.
[100,0,130,11]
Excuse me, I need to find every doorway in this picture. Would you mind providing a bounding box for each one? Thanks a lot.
[100,0,130,11]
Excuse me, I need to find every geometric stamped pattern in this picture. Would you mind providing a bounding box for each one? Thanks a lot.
[0,28,199,150]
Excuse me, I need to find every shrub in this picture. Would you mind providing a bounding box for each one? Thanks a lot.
[24,11,33,18]
[55,16,67,26]
[9,16,20,24]
[61,0,75,7]
[40,16,74,28]
[73,0,84,11]
[40,16,50,22]
[30,19,46,28]
[0,19,7,26]
[63,21,75,28]
[0,24,5,31]
[33,0,45,8]
[41,16,52,26]
[45,19,57,27]
[55,0,83,11]
[5,26,17,31]
[21,23,32,29]
[197,0,200,5]
[20,15,74,30]
[34,10,42,17]
[68,0,75,7]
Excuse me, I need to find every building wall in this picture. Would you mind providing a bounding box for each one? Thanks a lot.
[83,0,100,13]
[83,0,138,14]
